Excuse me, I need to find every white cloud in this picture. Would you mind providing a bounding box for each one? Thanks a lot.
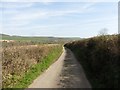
[1,0,56,2]
[3,20,30,27]
[2,10,19,15]
[1,0,119,2]
[82,2,96,9]
[0,2,34,9]
[12,11,47,21]
[84,16,118,24]
[3,15,117,37]
[2,2,95,28]
[2,2,117,37]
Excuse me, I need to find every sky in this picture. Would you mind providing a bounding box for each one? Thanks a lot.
[0,0,119,38]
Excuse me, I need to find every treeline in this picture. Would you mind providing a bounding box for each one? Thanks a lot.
[64,34,120,88]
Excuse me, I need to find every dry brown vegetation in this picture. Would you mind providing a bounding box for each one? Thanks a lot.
[2,42,62,88]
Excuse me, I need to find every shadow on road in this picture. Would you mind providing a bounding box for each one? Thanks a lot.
[58,47,91,88]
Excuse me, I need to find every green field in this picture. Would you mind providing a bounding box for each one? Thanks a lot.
[0,34,81,44]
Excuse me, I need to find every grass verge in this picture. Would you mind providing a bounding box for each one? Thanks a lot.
[16,45,62,88]
[3,45,62,88]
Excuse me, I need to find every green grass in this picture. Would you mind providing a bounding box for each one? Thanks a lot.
[1,35,49,41]
[12,45,62,88]
[1,34,81,44]
[15,45,62,88]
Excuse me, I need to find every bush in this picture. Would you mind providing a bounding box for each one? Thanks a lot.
[2,43,62,88]
[64,34,119,88]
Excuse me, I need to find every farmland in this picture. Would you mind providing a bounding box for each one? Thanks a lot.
[1,34,81,88]
[64,34,120,88]
[1,34,119,88]
[2,41,62,88]
[0,34,81,44]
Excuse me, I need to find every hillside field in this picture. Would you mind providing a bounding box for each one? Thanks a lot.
[0,34,81,44]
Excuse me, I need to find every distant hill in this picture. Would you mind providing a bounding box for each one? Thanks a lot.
[0,33,81,43]
[0,34,10,37]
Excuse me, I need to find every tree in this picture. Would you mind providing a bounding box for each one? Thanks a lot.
[98,28,108,36]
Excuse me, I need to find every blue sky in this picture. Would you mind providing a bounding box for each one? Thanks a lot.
[0,0,118,38]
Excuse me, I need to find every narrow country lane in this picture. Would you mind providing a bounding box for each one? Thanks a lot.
[28,47,91,88]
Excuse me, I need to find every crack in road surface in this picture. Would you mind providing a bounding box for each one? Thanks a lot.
[28,47,91,88]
